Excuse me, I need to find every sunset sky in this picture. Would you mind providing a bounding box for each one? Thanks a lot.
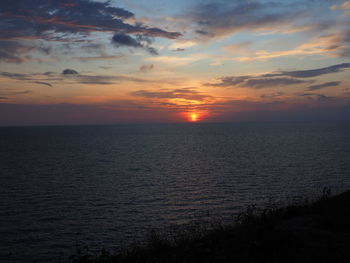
[1,0,350,125]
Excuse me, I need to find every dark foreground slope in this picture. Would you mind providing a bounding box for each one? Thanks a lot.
[71,190,350,263]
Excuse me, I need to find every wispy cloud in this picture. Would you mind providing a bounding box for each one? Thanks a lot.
[139,64,154,73]
[0,40,51,63]
[306,81,341,91]
[147,53,209,66]
[0,70,151,87]
[208,75,308,89]
[330,1,350,11]
[206,63,350,89]
[298,93,334,102]
[33,81,52,87]
[189,1,297,39]
[184,0,334,45]
[224,41,252,53]
[264,63,350,78]
[73,55,125,62]
[132,88,212,101]
[244,78,307,89]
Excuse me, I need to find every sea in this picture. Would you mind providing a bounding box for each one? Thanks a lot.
[1,121,350,262]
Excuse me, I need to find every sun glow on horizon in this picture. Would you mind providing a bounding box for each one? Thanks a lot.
[190,113,198,122]
[183,110,210,122]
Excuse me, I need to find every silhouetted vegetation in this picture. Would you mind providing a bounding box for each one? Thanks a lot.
[70,188,350,263]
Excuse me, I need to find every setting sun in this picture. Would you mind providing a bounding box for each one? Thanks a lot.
[190,113,198,122]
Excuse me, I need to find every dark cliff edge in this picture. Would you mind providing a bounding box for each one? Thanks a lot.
[71,189,350,263]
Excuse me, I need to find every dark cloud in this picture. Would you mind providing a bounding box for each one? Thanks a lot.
[76,75,149,85]
[209,76,250,87]
[0,97,8,100]
[195,30,212,36]
[173,48,185,52]
[112,34,143,48]
[298,93,333,101]
[132,88,212,101]
[62,69,79,75]
[139,64,154,73]
[0,0,180,39]
[0,0,181,60]
[207,75,308,89]
[306,81,341,91]
[112,33,158,55]
[34,81,52,87]
[0,40,51,63]
[244,78,306,89]
[264,63,350,78]
[10,90,32,95]
[0,72,31,80]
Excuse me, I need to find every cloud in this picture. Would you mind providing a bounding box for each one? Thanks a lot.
[208,76,250,87]
[132,88,212,101]
[295,29,350,58]
[75,75,114,85]
[0,0,181,61]
[306,81,341,91]
[224,41,252,53]
[330,1,350,11]
[169,40,197,50]
[221,29,350,61]
[0,0,180,40]
[189,1,299,40]
[73,55,124,61]
[244,78,306,89]
[0,90,32,99]
[77,74,151,85]
[33,81,52,87]
[298,93,334,102]
[147,53,209,66]
[261,92,285,99]
[139,64,154,73]
[208,75,308,89]
[0,72,32,80]
[62,69,79,75]
[111,33,158,55]
[8,90,32,95]
[206,63,350,89]
[0,40,51,63]
[0,70,149,86]
[264,63,350,78]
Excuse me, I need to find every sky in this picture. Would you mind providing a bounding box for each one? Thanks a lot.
[0,0,350,125]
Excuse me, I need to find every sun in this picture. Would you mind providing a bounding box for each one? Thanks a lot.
[182,111,208,122]
[190,113,198,122]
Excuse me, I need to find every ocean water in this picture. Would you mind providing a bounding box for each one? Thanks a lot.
[1,122,350,262]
